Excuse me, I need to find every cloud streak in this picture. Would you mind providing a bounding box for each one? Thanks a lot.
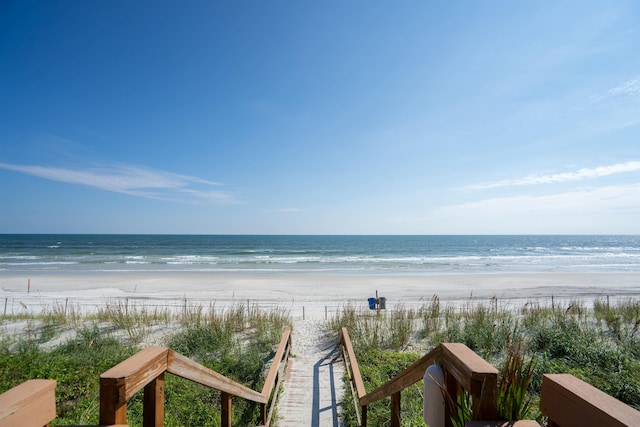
[432,183,640,234]
[607,77,640,96]
[0,162,237,204]
[467,161,640,190]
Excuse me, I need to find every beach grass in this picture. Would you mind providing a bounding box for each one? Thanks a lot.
[0,302,291,427]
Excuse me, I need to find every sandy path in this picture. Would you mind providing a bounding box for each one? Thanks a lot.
[277,319,345,427]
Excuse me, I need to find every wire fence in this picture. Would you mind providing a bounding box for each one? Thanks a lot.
[2,291,638,322]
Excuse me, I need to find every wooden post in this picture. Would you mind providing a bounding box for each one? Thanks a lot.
[444,370,458,427]
[303,306,305,320]
[143,373,165,427]
[361,405,367,427]
[471,374,497,421]
[3,297,7,316]
[221,391,232,427]
[391,391,401,427]
[99,380,127,425]
[259,402,267,425]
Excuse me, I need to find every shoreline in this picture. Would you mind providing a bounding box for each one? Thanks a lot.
[1,271,639,319]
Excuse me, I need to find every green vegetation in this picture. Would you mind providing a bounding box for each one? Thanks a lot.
[0,302,290,426]
[330,296,640,426]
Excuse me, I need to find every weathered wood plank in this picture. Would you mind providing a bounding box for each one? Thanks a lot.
[0,379,56,427]
[540,374,640,427]
[167,350,266,404]
[100,347,169,401]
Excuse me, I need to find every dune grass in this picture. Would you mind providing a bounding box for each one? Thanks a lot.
[0,302,291,427]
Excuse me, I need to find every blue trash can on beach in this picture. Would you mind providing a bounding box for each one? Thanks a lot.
[368,297,377,310]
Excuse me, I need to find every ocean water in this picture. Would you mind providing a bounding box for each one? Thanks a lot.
[1,234,639,275]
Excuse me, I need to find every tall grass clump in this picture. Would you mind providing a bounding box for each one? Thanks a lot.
[497,343,535,420]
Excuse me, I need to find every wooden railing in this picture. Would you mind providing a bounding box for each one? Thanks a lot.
[100,325,291,427]
[0,380,56,427]
[341,327,640,427]
[540,373,640,427]
[0,326,290,427]
[5,326,640,427]
[340,327,499,427]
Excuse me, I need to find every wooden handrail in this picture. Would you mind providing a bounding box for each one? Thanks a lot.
[100,326,292,427]
[167,350,266,403]
[0,380,56,427]
[360,345,442,406]
[340,328,640,427]
[341,327,366,399]
[339,328,498,427]
[540,374,640,427]
[440,343,498,421]
[261,326,291,398]
[100,347,169,401]
[260,326,292,425]
[341,327,368,426]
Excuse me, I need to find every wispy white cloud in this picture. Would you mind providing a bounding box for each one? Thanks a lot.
[574,75,640,112]
[0,162,237,204]
[430,184,640,234]
[467,161,640,190]
[607,77,640,96]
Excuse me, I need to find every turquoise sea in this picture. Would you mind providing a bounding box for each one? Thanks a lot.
[1,234,639,275]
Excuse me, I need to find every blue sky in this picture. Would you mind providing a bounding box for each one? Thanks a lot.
[1,1,639,234]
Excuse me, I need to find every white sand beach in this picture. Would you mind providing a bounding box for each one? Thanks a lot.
[1,272,639,319]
